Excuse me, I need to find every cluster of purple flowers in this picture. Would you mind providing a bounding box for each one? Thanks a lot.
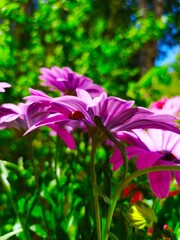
[0,66,180,198]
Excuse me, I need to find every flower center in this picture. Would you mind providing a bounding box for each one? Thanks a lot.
[159,150,180,164]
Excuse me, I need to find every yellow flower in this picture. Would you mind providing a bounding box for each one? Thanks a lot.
[126,201,156,230]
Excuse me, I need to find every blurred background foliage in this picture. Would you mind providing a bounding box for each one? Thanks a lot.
[0,0,180,239]
[0,0,179,103]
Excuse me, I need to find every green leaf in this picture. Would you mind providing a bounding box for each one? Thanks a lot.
[93,185,110,204]
[26,190,38,220]
[108,232,119,240]
[30,224,47,238]
[41,183,56,208]
[0,228,23,240]
[17,198,26,214]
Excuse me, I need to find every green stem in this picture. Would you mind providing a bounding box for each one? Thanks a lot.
[31,155,51,238]
[90,137,101,240]
[104,165,180,240]
[152,197,159,211]
[0,161,31,240]
[94,116,128,179]
[27,136,51,239]
[55,136,61,188]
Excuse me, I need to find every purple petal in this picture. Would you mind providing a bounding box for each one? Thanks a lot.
[116,131,150,151]
[35,114,67,126]
[0,106,20,124]
[107,108,139,131]
[148,170,171,198]
[163,96,180,116]
[135,150,162,169]
[110,149,124,171]
[39,66,104,97]
[76,89,93,105]
[129,129,155,151]
[103,98,135,128]
[118,110,180,134]
[24,114,67,135]
[48,124,75,150]
[50,102,73,117]
[88,92,107,111]
[50,96,93,124]
[29,88,51,97]
[147,129,164,151]
[0,82,11,92]
[148,129,180,158]
[24,88,52,103]
[1,103,22,114]
[110,146,149,171]
[0,114,20,123]
[173,171,180,189]
[0,87,5,92]
[163,131,180,157]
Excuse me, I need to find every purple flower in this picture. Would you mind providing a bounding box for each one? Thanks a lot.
[0,100,75,150]
[149,96,180,117]
[23,88,82,149]
[39,66,104,97]
[0,82,11,92]
[0,105,20,126]
[110,129,180,198]
[0,102,49,130]
[26,89,180,136]
[24,112,76,150]
[22,88,180,153]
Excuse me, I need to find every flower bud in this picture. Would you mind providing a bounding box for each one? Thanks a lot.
[125,201,156,230]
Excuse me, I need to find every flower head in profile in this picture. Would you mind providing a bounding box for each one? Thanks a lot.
[22,87,180,152]
[39,66,104,97]
[110,129,180,198]
[48,89,180,134]
[23,89,180,141]
[0,82,11,92]
[0,102,50,131]
[149,96,180,117]
[0,99,76,150]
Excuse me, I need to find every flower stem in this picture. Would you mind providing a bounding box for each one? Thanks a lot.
[31,155,51,238]
[0,161,31,240]
[55,136,62,187]
[104,165,180,240]
[94,116,128,179]
[90,137,101,240]
[27,136,51,239]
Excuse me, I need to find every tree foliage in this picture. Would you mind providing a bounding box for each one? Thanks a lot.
[0,0,179,101]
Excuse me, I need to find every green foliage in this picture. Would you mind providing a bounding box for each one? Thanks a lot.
[127,54,180,106]
[0,0,174,101]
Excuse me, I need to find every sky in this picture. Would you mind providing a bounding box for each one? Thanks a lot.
[155,45,180,66]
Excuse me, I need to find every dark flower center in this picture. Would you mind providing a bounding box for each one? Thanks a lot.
[159,150,180,164]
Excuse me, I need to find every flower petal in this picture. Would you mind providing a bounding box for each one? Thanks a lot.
[0,82,11,92]
[147,129,164,151]
[48,124,75,150]
[129,130,155,151]
[173,171,180,189]
[148,170,171,198]
[24,114,67,135]
[117,109,180,134]
[110,149,124,171]
[126,147,161,169]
